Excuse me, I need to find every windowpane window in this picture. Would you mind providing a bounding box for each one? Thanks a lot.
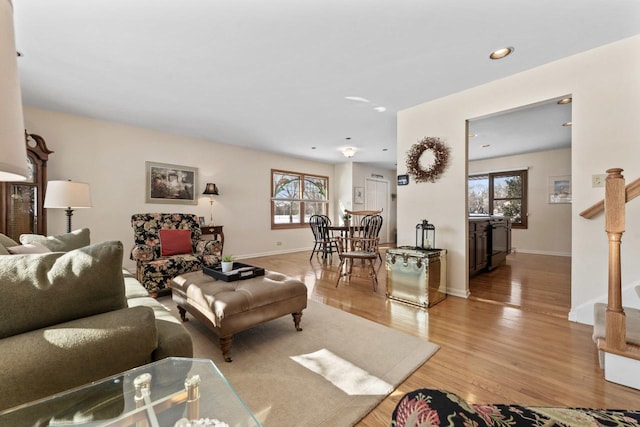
[468,175,489,215]
[272,169,328,228]
[468,170,528,228]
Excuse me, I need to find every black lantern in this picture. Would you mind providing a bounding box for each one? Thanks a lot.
[415,220,436,250]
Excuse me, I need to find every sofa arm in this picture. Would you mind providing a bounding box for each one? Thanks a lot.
[130,244,155,262]
[195,239,222,256]
[0,305,158,411]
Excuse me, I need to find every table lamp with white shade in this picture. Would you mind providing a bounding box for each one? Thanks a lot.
[44,180,92,233]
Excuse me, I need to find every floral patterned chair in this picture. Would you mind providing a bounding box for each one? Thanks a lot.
[130,213,222,296]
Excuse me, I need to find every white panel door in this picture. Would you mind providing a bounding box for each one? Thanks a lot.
[365,178,389,243]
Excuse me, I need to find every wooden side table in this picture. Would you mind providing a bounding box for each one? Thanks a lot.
[201,225,224,253]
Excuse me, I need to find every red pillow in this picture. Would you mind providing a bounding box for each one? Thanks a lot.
[159,229,192,256]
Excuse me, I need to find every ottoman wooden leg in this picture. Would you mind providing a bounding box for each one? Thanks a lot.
[292,312,303,331]
[220,336,234,362]
[177,306,189,322]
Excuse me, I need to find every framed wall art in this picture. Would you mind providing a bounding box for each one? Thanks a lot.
[145,161,198,205]
[549,175,571,204]
[354,186,364,204]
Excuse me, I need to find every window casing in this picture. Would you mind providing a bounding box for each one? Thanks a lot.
[271,169,329,229]
[468,169,528,228]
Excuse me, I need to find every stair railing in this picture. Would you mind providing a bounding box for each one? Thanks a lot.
[580,168,640,358]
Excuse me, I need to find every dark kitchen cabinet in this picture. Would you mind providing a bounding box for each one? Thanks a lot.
[469,217,512,278]
[469,218,489,277]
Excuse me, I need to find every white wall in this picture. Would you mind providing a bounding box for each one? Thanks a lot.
[334,162,352,224]
[469,148,572,256]
[23,107,336,271]
[398,35,640,318]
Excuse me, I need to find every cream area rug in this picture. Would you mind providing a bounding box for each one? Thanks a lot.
[160,297,439,427]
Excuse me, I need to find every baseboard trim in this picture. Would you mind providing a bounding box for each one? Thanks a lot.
[447,288,470,299]
[515,249,571,257]
[236,248,312,260]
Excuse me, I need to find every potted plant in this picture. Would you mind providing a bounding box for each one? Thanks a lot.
[221,254,234,273]
[342,213,351,227]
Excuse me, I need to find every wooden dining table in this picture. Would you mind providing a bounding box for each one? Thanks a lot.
[327,225,362,238]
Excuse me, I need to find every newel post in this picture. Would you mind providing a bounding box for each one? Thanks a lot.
[604,168,626,350]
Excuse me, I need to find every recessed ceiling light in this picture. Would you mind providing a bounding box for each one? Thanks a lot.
[311,146,316,150]
[373,106,386,112]
[382,148,388,152]
[562,122,572,127]
[557,98,572,104]
[468,133,477,138]
[481,144,491,148]
[489,47,514,60]
[344,96,370,103]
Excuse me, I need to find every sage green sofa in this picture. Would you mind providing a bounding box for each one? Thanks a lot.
[0,231,193,411]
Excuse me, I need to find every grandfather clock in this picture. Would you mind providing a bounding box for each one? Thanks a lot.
[0,132,53,241]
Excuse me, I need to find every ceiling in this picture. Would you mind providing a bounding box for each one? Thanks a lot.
[468,96,573,161]
[12,1,640,170]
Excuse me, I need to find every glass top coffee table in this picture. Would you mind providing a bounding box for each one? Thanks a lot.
[0,357,261,426]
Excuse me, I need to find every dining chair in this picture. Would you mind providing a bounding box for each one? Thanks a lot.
[335,214,383,291]
[345,208,383,230]
[309,214,339,261]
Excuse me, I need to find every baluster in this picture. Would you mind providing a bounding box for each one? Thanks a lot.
[604,168,626,351]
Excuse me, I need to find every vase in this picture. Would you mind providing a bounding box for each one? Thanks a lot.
[221,261,234,273]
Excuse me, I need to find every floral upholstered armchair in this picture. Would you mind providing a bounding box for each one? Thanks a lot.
[130,213,222,296]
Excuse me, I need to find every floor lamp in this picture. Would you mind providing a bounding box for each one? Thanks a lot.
[44,180,92,233]
[0,0,28,182]
[202,183,219,226]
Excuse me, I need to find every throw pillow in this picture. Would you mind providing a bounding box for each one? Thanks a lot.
[19,228,90,252]
[0,240,126,339]
[159,229,192,256]
[6,242,52,254]
[0,233,19,255]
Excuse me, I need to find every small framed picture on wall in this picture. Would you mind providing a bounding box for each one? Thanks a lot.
[549,175,571,204]
[198,216,206,226]
[354,187,364,204]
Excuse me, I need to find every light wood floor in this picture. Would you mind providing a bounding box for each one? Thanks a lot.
[469,252,571,318]
[242,249,639,426]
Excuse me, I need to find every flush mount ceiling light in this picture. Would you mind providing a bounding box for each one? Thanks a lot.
[468,133,477,138]
[373,106,386,112]
[342,147,357,158]
[557,97,573,104]
[489,47,514,60]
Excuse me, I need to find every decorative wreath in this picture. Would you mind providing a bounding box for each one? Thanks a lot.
[406,137,450,183]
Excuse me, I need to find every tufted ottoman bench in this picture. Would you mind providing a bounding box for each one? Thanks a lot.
[171,270,307,362]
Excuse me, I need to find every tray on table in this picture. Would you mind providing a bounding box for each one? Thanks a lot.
[204,262,265,282]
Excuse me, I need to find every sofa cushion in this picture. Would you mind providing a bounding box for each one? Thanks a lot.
[0,233,19,255]
[6,242,52,254]
[0,305,158,412]
[0,240,126,339]
[20,228,90,252]
[159,229,192,256]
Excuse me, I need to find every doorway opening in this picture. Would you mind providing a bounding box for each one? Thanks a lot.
[466,96,573,317]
